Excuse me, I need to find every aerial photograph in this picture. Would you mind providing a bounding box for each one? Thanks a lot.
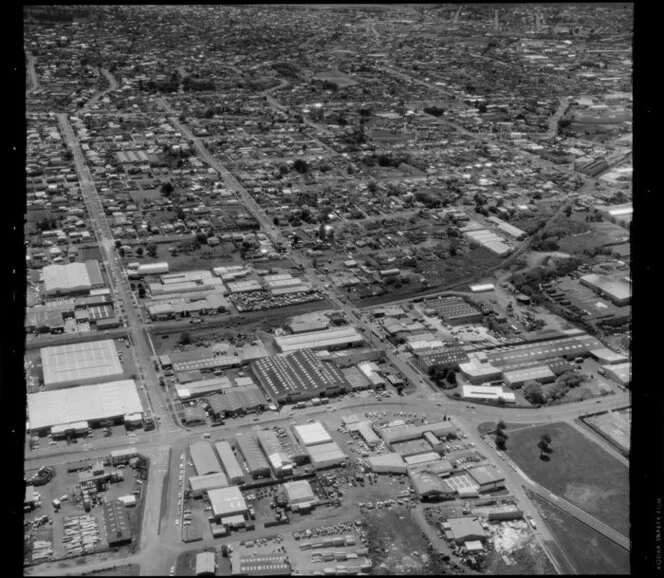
[20,3,639,576]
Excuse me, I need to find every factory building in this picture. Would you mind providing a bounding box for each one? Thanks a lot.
[206,386,268,418]
[461,385,516,403]
[467,466,506,492]
[601,362,631,386]
[580,273,631,306]
[40,340,124,390]
[189,472,230,499]
[103,500,133,546]
[487,216,528,240]
[443,517,486,545]
[379,421,457,446]
[391,439,433,458]
[367,453,408,474]
[293,422,333,447]
[306,442,347,470]
[503,365,556,389]
[404,452,441,466]
[415,348,469,374]
[214,441,245,485]
[273,327,364,354]
[195,552,216,576]
[346,421,381,447]
[282,480,318,511]
[235,434,271,479]
[208,487,248,525]
[257,430,293,477]
[409,471,455,501]
[407,459,454,478]
[190,441,223,476]
[42,260,104,296]
[252,350,351,404]
[458,352,503,385]
[424,296,484,326]
[27,379,143,434]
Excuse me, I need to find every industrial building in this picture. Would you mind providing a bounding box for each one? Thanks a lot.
[103,500,133,546]
[231,552,291,576]
[293,422,333,447]
[175,377,233,400]
[424,296,484,326]
[458,352,503,385]
[601,362,631,386]
[190,441,223,476]
[282,480,318,510]
[367,453,407,474]
[189,472,230,498]
[306,441,347,470]
[444,517,486,544]
[42,260,104,296]
[41,340,124,389]
[415,348,469,373]
[461,385,516,404]
[288,319,330,334]
[379,421,457,446]
[235,434,271,478]
[148,269,224,296]
[404,452,441,466]
[252,350,351,404]
[273,326,364,354]
[208,486,248,525]
[391,439,434,458]
[503,365,556,389]
[215,441,245,485]
[407,459,454,478]
[409,470,455,501]
[346,421,381,447]
[462,226,512,256]
[487,216,528,240]
[27,379,143,434]
[195,552,216,576]
[580,273,631,306]
[467,466,506,492]
[257,430,293,477]
[485,332,604,368]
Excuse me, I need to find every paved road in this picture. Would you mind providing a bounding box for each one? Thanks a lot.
[81,68,119,112]
[544,97,571,139]
[25,327,129,350]
[56,113,177,435]
[27,52,39,92]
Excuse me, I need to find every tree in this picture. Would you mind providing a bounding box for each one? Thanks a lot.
[179,331,191,346]
[542,433,552,445]
[495,437,507,451]
[146,243,158,258]
[523,381,545,405]
[293,159,309,174]
[367,181,378,194]
[160,182,174,196]
[497,420,506,431]
[115,240,122,248]
[135,246,144,257]
[273,216,280,226]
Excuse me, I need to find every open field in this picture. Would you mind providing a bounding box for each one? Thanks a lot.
[504,421,629,535]
[528,490,630,574]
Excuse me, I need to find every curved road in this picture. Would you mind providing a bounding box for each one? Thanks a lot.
[81,68,119,112]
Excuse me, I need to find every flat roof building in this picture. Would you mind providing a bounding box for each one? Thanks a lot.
[208,486,247,522]
[445,517,486,544]
[409,470,454,501]
[580,273,631,306]
[503,365,556,389]
[380,421,457,445]
[103,500,133,546]
[367,453,407,474]
[467,465,506,492]
[27,379,142,433]
[43,261,103,296]
[41,340,123,389]
[273,327,364,354]
[293,422,333,446]
[306,441,347,470]
[196,552,216,576]
[461,385,516,404]
[283,480,317,509]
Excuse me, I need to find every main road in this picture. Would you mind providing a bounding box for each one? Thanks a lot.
[81,68,119,112]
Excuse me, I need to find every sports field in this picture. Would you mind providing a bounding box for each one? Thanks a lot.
[504,421,629,535]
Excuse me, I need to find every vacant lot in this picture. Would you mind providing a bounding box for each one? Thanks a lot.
[583,408,631,454]
[364,508,452,575]
[504,422,629,535]
[83,564,140,576]
[528,491,630,574]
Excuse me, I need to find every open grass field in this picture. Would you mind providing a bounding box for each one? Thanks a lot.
[583,408,631,454]
[527,490,630,574]
[504,422,629,535]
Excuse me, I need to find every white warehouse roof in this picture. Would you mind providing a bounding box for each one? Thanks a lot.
[274,327,364,353]
[41,340,124,389]
[43,262,91,295]
[27,379,142,431]
[293,422,332,446]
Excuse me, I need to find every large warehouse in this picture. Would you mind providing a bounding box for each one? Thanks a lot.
[41,340,124,389]
[214,441,245,485]
[189,472,229,499]
[189,441,223,476]
[580,273,631,306]
[306,441,347,470]
[257,430,292,477]
[251,349,351,404]
[379,421,457,446]
[42,260,104,296]
[208,487,248,524]
[235,434,271,478]
[273,326,364,354]
[293,422,333,447]
[27,379,143,434]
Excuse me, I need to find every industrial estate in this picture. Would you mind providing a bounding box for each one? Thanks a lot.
[23,4,633,577]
